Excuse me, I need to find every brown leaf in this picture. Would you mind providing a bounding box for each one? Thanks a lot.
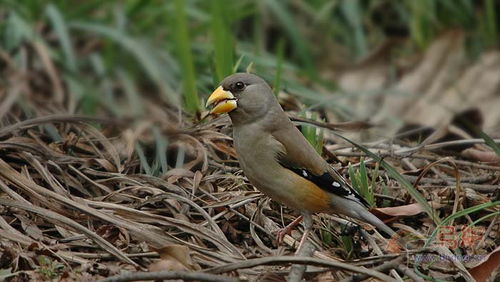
[212,141,237,158]
[164,168,195,179]
[149,245,200,272]
[462,148,500,164]
[469,246,500,282]
[385,238,403,254]
[371,201,444,218]
[192,170,203,194]
[96,225,130,249]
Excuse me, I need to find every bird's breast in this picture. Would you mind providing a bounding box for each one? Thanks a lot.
[233,126,332,213]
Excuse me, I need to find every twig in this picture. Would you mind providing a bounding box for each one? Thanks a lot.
[288,240,315,282]
[290,115,372,131]
[401,184,499,192]
[0,198,137,266]
[331,151,500,171]
[478,215,497,249]
[374,193,407,204]
[345,253,401,266]
[387,138,500,155]
[0,114,115,138]
[339,257,403,282]
[60,251,159,259]
[359,229,403,281]
[101,271,238,282]
[197,188,272,236]
[414,139,500,151]
[207,256,397,282]
[397,265,426,282]
[403,175,499,192]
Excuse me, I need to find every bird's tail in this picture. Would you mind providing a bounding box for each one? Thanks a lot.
[358,208,396,238]
[350,204,406,249]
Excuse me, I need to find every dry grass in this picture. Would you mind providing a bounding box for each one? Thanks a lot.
[0,25,499,282]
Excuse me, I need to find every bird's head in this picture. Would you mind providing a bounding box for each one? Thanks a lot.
[206,73,276,124]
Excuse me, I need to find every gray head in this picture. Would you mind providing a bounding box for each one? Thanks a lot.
[206,73,280,125]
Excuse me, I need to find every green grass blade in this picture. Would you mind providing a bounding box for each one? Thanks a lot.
[456,115,500,155]
[341,232,353,259]
[348,161,374,207]
[457,211,500,245]
[175,146,185,169]
[300,113,323,154]
[265,0,316,78]
[479,131,500,156]
[69,21,179,106]
[484,0,498,46]
[46,4,77,72]
[211,0,234,82]
[370,162,380,202]
[135,143,152,175]
[331,131,439,224]
[5,12,36,50]
[116,69,143,116]
[358,160,368,195]
[425,201,499,247]
[358,159,374,207]
[153,127,168,175]
[88,54,120,115]
[173,0,199,113]
[233,54,245,73]
[405,0,435,48]
[348,164,359,191]
[340,0,367,57]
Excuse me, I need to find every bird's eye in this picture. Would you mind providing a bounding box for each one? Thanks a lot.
[234,81,245,91]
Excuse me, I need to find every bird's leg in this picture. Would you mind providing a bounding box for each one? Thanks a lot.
[295,213,313,254]
[275,215,303,244]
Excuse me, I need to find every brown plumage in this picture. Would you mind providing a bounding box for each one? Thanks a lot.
[206,73,399,247]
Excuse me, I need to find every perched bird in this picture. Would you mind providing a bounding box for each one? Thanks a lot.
[206,73,399,249]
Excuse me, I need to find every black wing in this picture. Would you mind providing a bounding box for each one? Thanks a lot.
[280,162,370,208]
[271,127,369,207]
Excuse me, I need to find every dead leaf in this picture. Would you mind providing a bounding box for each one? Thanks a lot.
[211,141,238,158]
[464,188,492,206]
[462,148,500,164]
[385,237,403,254]
[371,201,444,219]
[149,245,200,272]
[164,168,195,179]
[192,170,203,195]
[469,246,500,282]
[96,225,130,249]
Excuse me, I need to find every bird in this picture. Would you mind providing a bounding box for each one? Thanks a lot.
[206,73,400,250]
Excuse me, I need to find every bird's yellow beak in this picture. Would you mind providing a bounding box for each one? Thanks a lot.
[206,86,237,114]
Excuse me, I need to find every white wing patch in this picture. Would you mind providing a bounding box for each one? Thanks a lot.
[281,166,370,207]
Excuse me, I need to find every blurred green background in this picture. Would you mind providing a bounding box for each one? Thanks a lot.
[1,0,498,120]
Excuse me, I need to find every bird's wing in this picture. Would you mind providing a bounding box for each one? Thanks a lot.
[271,124,369,208]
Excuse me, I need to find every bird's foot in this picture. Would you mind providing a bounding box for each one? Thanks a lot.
[275,227,292,245]
[274,215,304,245]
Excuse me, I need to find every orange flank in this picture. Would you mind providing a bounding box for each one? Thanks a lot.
[286,171,332,213]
